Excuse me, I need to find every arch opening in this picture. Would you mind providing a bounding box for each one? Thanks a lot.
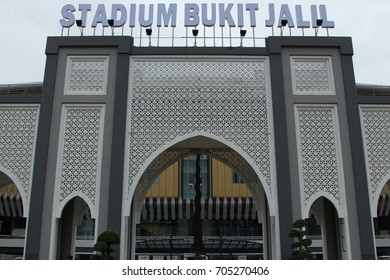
[308,196,343,260]
[127,133,273,217]
[0,171,25,260]
[130,152,270,260]
[55,196,95,260]
[373,179,390,259]
[306,213,323,260]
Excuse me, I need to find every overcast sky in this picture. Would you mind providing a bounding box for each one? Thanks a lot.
[1,0,389,85]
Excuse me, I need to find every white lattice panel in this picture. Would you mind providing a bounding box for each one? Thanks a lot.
[0,105,40,205]
[295,105,343,213]
[360,106,390,200]
[127,57,273,200]
[291,56,335,95]
[64,56,109,95]
[56,105,105,210]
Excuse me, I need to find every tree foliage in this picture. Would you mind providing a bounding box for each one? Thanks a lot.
[288,219,312,260]
[90,229,120,260]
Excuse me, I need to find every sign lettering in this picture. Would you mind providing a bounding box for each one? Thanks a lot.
[60,3,335,30]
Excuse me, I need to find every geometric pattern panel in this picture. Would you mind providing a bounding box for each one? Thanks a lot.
[360,106,390,196]
[128,57,273,199]
[65,56,108,95]
[57,105,105,206]
[0,105,40,202]
[291,57,335,95]
[296,105,342,208]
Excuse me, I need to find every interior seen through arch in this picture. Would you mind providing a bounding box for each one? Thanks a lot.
[0,171,25,260]
[308,196,343,260]
[57,196,95,260]
[374,179,390,258]
[135,154,264,260]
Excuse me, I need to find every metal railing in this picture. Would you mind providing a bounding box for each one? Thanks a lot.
[0,83,42,95]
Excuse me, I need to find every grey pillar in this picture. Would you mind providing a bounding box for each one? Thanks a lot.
[24,51,58,260]
[267,38,294,259]
[106,41,132,259]
[340,52,376,260]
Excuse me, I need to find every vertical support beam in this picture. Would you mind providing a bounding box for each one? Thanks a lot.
[340,49,376,260]
[24,50,58,260]
[107,46,131,259]
[267,38,293,259]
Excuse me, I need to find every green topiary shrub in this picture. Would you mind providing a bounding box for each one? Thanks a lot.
[288,219,312,260]
[90,229,120,260]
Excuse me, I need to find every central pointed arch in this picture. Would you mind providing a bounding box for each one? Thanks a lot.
[125,132,275,217]
[122,132,280,260]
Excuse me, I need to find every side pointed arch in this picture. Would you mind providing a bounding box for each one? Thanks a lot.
[304,191,344,219]
[56,191,96,219]
[372,173,390,218]
[0,166,28,217]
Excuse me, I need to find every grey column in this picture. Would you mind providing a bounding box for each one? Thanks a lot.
[341,54,376,260]
[106,44,132,259]
[267,39,294,259]
[24,52,58,259]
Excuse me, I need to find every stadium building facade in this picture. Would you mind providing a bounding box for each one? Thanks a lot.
[0,35,389,260]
